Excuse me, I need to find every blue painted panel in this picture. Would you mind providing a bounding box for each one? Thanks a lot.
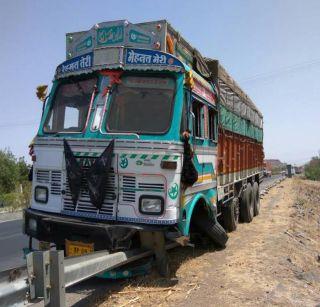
[125,48,184,68]
[56,52,93,76]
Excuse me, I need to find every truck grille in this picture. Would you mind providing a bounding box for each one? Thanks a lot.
[36,169,62,196]
[36,170,50,182]
[138,182,164,192]
[50,171,62,195]
[121,176,136,203]
[63,167,116,218]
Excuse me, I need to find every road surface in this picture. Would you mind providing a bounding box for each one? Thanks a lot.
[260,173,283,191]
[0,219,28,272]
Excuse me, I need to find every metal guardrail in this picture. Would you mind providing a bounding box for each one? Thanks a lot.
[0,267,28,307]
[0,242,179,307]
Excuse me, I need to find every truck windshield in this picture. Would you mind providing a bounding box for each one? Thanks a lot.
[43,77,97,133]
[107,76,175,134]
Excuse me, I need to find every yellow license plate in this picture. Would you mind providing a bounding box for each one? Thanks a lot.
[65,239,94,257]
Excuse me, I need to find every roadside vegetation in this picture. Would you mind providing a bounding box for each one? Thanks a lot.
[0,149,31,211]
[304,154,320,181]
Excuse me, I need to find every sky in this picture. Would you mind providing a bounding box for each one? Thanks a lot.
[0,0,319,165]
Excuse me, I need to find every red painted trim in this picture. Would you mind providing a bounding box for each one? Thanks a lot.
[193,77,216,105]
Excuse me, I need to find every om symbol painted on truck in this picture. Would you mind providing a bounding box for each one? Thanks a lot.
[168,183,179,200]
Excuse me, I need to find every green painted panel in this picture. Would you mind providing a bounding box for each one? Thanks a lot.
[219,104,263,142]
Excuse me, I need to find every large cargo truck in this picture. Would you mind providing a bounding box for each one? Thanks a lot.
[24,20,264,274]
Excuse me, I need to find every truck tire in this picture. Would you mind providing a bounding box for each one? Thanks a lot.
[253,182,260,216]
[193,212,228,248]
[240,183,254,223]
[222,197,239,232]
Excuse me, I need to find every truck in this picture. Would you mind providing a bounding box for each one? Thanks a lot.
[286,164,295,177]
[24,20,264,276]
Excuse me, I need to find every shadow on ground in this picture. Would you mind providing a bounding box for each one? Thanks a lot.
[68,243,219,306]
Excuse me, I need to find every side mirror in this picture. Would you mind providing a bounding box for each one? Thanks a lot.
[36,85,48,102]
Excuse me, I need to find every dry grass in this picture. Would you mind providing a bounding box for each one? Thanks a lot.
[95,178,320,307]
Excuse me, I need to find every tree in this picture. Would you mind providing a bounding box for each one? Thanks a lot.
[304,154,320,181]
[17,157,29,182]
[0,149,19,194]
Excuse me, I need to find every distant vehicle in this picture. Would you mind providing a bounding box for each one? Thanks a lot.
[23,19,264,275]
[286,164,295,177]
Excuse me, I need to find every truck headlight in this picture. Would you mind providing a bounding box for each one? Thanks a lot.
[28,218,37,232]
[139,196,164,215]
[34,186,48,203]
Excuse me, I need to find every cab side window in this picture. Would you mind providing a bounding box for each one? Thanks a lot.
[192,100,204,138]
[208,107,218,141]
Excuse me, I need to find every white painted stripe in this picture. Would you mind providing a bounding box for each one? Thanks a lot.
[196,154,216,164]
[184,181,217,196]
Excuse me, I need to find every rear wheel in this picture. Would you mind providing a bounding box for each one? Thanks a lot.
[240,183,254,223]
[193,212,228,248]
[222,197,240,232]
[253,182,260,216]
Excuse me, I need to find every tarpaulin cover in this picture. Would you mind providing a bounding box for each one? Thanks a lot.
[193,49,211,79]
[219,105,263,142]
[86,140,115,209]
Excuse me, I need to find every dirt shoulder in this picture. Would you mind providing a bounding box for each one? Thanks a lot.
[95,178,320,307]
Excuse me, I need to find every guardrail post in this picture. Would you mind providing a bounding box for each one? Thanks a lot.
[26,251,35,300]
[27,251,51,304]
[50,250,66,307]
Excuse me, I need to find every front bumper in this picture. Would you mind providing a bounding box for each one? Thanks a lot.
[24,208,167,251]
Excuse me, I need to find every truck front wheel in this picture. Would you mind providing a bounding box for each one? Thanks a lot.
[193,211,228,248]
[240,183,254,223]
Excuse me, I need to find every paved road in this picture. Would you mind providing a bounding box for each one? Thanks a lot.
[0,219,29,271]
[0,216,39,272]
